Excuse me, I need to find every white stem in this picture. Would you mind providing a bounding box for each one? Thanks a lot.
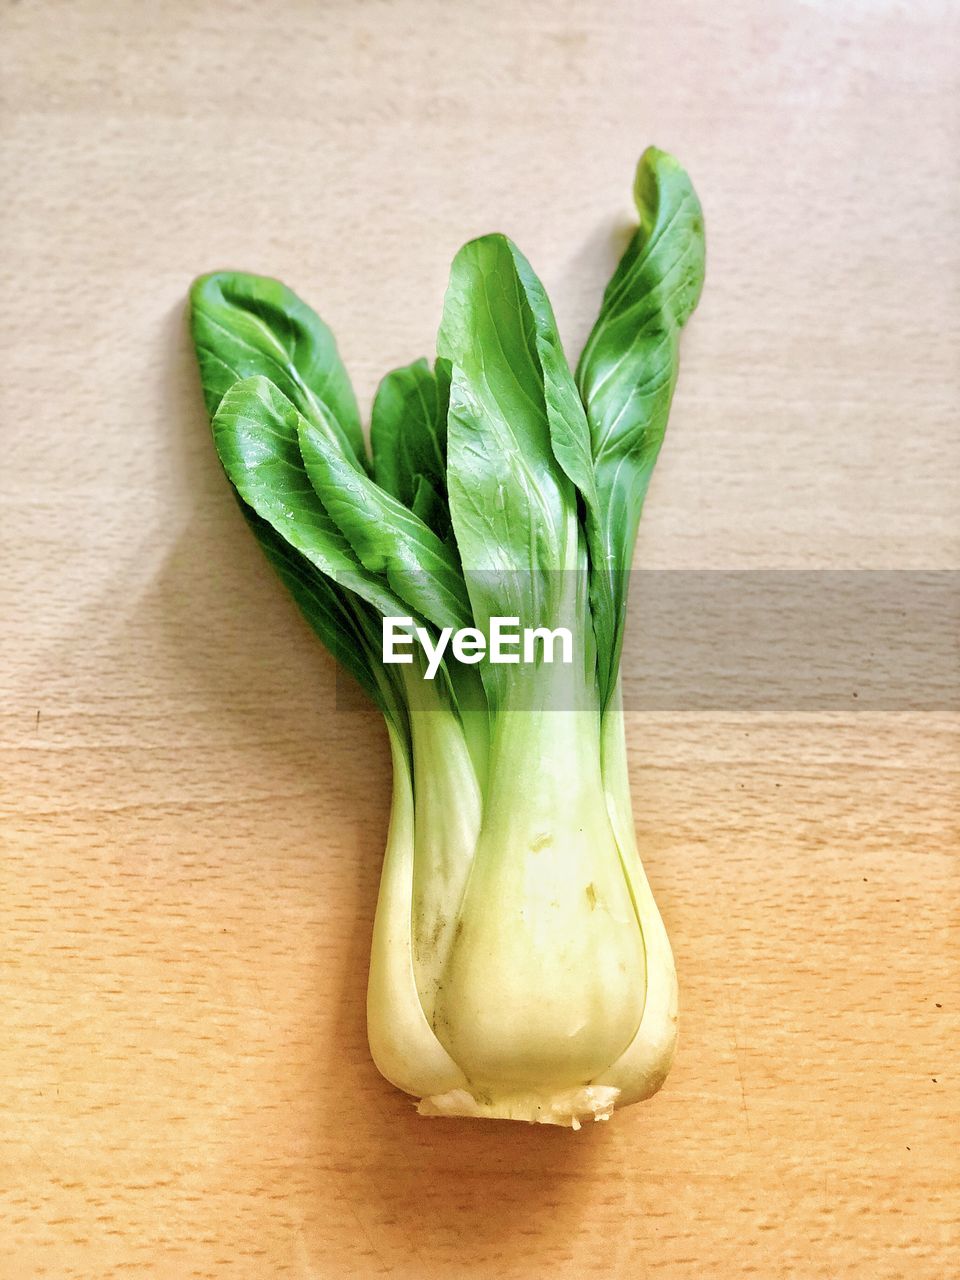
[366,721,468,1100]
[402,668,483,1026]
[593,681,679,1103]
[431,702,646,1094]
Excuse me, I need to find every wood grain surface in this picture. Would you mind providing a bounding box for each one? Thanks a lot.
[2,2,957,1277]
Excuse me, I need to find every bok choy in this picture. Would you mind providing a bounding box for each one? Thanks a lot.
[188,147,705,1127]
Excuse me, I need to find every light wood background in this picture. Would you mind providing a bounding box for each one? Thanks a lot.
[2,2,957,1277]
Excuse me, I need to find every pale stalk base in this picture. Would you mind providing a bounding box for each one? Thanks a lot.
[416,1085,621,1129]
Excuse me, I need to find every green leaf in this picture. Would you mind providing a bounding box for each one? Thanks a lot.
[410,474,448,539]
[370,358,451,540]
[298,415,471,633]
[189,281,401,721]
[500,243,609,694]
[576,147,705,698]
[437,234,583,657]
[190,270,368,470]
[211,375,403,622]
[507,251,599,516]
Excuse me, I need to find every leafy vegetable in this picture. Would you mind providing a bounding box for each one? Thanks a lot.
[577,148,706,700]
[371,357,452,540]
[188,146,705,1127]
[192,270,367,468]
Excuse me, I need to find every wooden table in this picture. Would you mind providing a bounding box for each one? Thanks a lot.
[2,2,957,1276]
